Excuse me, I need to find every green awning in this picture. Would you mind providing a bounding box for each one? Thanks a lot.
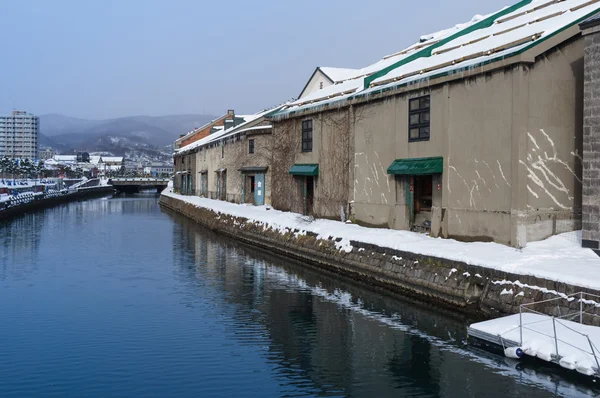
[387,157,443,175]
[289,164,319,176]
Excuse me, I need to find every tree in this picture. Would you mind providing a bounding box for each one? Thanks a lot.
[36,160,46,179]
[20,158,34,179]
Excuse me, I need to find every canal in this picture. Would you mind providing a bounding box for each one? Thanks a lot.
[0,194,596,397]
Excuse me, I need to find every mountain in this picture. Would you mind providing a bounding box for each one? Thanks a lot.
[39,113,215,163]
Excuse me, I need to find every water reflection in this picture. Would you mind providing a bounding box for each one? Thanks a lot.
[169,210,600,398]
[0,212,44,280]
[0,195,597,397]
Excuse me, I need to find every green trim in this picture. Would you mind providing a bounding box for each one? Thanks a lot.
[289,164,319,176]
[387,157,443,175]
[363,0,534,90]
[275,5,600,120]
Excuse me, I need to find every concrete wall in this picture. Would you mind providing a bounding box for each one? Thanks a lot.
[523,36,584,242]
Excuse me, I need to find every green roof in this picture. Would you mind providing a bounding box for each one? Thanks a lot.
[387,157,443,175]
[289,164,319,176]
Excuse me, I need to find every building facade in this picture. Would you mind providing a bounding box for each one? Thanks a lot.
[173,108,279,204]
[173,110,264,194]
[580,15,600,254]
[144,163,174,176]
[38,148,55,160]
[269,0,595,247]
[0,111,39,160]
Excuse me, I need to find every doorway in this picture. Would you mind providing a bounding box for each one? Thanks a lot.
[244,175,255,203]
[305,176,314,215]
[410,175,432,232]
[254,173,265,206]
[216,170,227,201]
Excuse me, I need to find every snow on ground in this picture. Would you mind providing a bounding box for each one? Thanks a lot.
[162,190,600,291]
[471,313,600,376]
[0,179,57,189]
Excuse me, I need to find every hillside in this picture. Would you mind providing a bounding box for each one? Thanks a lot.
[39,113,215,163]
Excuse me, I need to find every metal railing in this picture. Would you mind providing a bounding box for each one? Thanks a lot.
[0,189,70,210]
[509,292,600,374]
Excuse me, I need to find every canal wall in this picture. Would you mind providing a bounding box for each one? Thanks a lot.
[160,194,600,322]
[0,186,113,222]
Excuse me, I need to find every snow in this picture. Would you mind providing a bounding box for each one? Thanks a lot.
[319,67,361,83]
[493,280,577,301]
[176,107,282,155]
[370,0,600,88]
[163,190,600,291]
[278,0,600,117]
[471,313,600,376]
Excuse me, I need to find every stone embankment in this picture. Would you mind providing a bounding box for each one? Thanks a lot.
[160,194,600,323]
[0,185,113,221]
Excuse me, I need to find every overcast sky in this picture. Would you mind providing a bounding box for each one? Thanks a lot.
[0,0,509,119]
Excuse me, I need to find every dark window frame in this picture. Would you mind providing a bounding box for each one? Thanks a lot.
[301,119,313,152]
[248,138,255,154]
[408,95,430,142]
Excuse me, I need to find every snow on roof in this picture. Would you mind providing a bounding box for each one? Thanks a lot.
[176,107,283,155]
[53,155,77,161]
[102,157,123,163]
[370,0,600,88]
[319,67,361,83]
[280,0,600,116]
[286,11,490,109]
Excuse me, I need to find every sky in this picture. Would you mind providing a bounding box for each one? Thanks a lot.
[0,0,510,120]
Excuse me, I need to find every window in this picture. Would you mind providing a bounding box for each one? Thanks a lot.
[249,139,255,154]
[221,142,224,159]
[319,81,323,89]
[408,95,430,142]
[302,119,313,152]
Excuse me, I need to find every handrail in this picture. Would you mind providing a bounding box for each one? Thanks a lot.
[517,294,600,372]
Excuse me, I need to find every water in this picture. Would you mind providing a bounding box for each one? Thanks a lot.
[0,194,597,397]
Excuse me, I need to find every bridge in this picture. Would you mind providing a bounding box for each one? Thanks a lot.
[109,178,171,193]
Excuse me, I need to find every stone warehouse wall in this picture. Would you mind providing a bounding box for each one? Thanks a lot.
[583,27,600,254]
[160,193,600,323]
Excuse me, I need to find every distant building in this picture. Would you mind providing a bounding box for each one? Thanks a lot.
[0,111,39,160]
[38,148,55,160]
[52,155,77,164]
[101,156,124,174]
[144,163,173,176]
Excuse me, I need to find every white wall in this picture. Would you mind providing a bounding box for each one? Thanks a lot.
[299,70,333,99]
